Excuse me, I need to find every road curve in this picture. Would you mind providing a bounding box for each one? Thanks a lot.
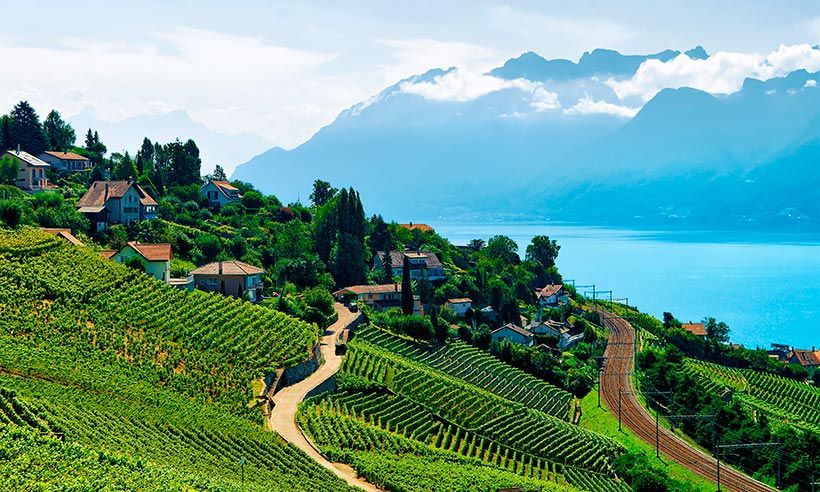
[269,303,380,492]
[598,307,775,492]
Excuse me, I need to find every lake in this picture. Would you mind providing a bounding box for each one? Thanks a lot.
[430,222,820,349]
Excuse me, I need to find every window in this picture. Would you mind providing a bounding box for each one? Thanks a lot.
[207,278,219,285]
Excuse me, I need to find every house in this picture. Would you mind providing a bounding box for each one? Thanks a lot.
[399,222,434,233]
[681,322,707,337]
[491,323,534,347]
[333,284,422,314]
[3,149,50,191]
[201,180,241,209]
[788,347,820,368]
[478,305,502,325]
[40,227,83,247]
[76,180,157,231]
[446,298,472,316]
[527,319,584,350]
[534,284,569,307]
[38,151,91,172]
[190,260,264,302]
[373,250,446,282]
[104,241,172,282]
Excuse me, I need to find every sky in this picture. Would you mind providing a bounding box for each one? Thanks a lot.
[1,0,818,157]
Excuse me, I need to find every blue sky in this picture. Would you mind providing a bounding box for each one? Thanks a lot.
[2,1,818,152]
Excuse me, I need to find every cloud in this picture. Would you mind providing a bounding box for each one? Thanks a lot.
[806,79,818,87]
[399,69,559,111]
[607,44,820,101]
[377,38,501,85]
[564,96,639,117]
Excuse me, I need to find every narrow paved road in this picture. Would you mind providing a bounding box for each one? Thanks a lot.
[269,303,380,492]
[598,307,775,492]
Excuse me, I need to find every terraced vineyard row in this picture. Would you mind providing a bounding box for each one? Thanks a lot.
[355,326,572,419]
[0,227,317,412]
[340,340,625,476]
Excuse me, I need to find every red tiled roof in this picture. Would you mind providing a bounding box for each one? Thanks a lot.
[100,249,116,259]
[334,284,401,296]
[536,284,565,298]
[212,180,238,192]
[376,250,443,269]
[42,151,88,161]
[40,228,83,246]
[492,323,532,338]
[399,223,433,232]
[77,181,157,208]
[789,349,820,367]
[190,260,264,276]
[126,242,172,262]
[681,323,707,336]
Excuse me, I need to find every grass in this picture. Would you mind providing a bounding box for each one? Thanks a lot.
[578,391,715,492]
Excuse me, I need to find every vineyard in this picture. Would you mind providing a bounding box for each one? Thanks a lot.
[0,227,354,491]
[299,325,629,492]
[684,359,820,433]
[0,226,318,413]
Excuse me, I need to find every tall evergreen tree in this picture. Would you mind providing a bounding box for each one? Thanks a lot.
[84,128,107,167]
[0,115,11,151]
[9,101,47,154]
[382,244,393,283]
[42,110,76,151]
[212,164,227,181]
[401,254,414,315]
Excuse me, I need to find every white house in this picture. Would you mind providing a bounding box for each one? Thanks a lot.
[527,319,584,350]
[535,284,570,307]
[38,151,91,172]
[102,242,172,282]
[446,298,472,316]
[201,180,241,209]
[2,149,50,191]
[490,323,534,347]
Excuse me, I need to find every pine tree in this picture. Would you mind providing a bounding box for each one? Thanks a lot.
[382,244,393,283]
[42,110,76,151]
[9,101,47,154]
[212,164,227,181]
[401,254,414,315]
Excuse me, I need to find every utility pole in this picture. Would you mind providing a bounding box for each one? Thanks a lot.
[716,441,781,491]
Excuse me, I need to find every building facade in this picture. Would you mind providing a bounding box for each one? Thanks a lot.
[76,180,158,231]
[38,151,92,172]
[191,260,265,302]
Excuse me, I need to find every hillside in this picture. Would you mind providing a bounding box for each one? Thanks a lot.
[0,227,353,490]
[299,324,629,492]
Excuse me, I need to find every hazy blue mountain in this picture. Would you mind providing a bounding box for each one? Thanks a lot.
[232,48,819,228]
[70,110,271,174]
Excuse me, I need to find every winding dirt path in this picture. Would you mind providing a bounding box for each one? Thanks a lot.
[268,303,379,492]
[598,307,775,492]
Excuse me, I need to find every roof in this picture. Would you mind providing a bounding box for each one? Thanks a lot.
[212,180,238,191]
[528,319,568,333]
[399,223,433,232]
[41,151,88,161]
[334,284,401,296]
[447,298,472,304]
[3,150,49,167]
[100,249,116,259]
[681,323,707,336]
[789,349,820,366]
[376,250,443,269]
[39,228,83,246]
[535,284,565,298]
[77,205,106,213]
[77,180,157,209]
[190,260,264,276]
[492,323,532,338]
[125,242,172,262]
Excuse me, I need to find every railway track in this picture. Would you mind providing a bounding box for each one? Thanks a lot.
[597,307,776,492]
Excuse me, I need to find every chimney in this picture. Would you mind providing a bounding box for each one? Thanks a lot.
[104,183,109,200]
[394,283,398,292]
[219,261,223,275]
[16,144,20,154]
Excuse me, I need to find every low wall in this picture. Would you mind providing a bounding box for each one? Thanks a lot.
[305,374,336,399]
[283,342,322,386]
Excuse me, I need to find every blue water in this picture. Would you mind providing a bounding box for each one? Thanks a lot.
[430,222,820,349]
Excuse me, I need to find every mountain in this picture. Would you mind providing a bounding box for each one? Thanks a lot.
[70,110,271,174]
[232,48,820,228]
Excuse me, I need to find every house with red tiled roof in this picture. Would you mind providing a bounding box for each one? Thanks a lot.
[2,149,51,191]
[38,151,91,172]
[399,222,434,233]
[445,298,472,316]
[681,322,707,337]
[373,250,446,281]
[191,260,264,302]
[76,180,157,231]
[200,180,241,209]
[40,227,83,247]
[106,241,172,282]
[333,283,423,314]
[491,323,534,347]
[534,284,569,307]
[788,347,820,368]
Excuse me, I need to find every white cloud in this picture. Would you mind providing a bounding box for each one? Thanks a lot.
[805,79,817,88]
[607,44,820,101]
[377,39,501,86]
[564,96,639,117]
[399,69,560,111]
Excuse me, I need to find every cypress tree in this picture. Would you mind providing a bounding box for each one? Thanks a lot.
[9,101,47,154]
[401,254,414,315]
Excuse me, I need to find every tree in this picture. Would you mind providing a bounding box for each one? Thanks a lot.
[401,255,415,315]
[124,256,146,273]
[0,200,26,227]
[241,191,265,210]
[432,308,448,343]
[0,115,12,151]
[212,164,227,181]
[84,129,107,168]
[9,101,47,155]
[704,317,730,352]
[468,238,486,252]
[328,188,367,286]
[485,235,520,265]
[0,156,17,185]
[310,179,337,207]
[381,245,394,283]
[42,110,76,151]
[194,234,222,263]
[526,235,560,269]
